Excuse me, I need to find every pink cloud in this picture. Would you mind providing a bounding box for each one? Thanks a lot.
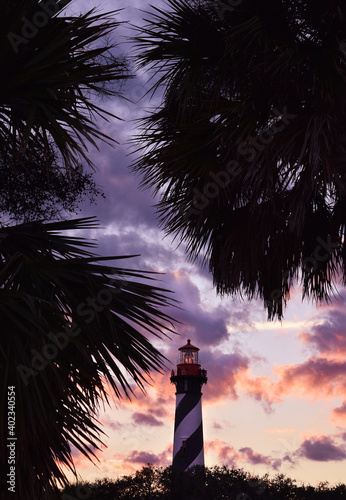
[202,352,250,403]
[237,371,282,411]
[233,356,346,414]
[151,403,170,418]
[64,443,103,471]
[116,371,175,420]
[331,401,346,422]
[275,358,346,399]
[206,439,240,467]
[100,414,124,432]
[266,428,295,434]
[110,345,346,429]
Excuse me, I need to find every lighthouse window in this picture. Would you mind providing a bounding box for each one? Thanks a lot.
[181,440,187,455]
[184,351,194,363]
[184,379,188,391]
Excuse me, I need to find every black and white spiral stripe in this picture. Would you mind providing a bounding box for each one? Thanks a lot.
[172,392,204,471]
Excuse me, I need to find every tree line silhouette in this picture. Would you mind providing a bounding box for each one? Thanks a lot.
[60,464,346,499]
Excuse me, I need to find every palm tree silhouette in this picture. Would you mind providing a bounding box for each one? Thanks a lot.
[133,0,346,319]
[1,218,175,499]
[0,2,176,498]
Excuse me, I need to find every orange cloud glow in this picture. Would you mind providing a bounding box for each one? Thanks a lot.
[331,401,346,423]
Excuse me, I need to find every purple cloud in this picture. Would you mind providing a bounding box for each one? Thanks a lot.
[132,411,164,427]
[213,422,222,430]
[296,436,346,462]
[208,440,282,470]
[299,293,346,355]
[101,415,124,432]
[125,444,172,467]
[239,447,272,466]
[126,450,160,465]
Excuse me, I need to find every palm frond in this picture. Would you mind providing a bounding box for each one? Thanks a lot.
[0,217,177,499]
[0,0,131,170]
[132,0,346,319]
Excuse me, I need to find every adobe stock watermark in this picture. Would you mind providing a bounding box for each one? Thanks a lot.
[61,485,92,500]
[17,274,129,386]
[215,0,244,20]
[7,0,70,54]
[236,476,266,500]
[266,235,339,308]
[7,386,16,494]
[179,106,297,221]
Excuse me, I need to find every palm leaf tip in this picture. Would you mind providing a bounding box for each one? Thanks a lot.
[0,1,132,171]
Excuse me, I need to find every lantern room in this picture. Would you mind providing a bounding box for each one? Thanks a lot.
[177,339,201,376]
[178,339,199,364]
[171,339,207,392]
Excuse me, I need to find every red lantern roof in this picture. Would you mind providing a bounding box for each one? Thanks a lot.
[178,339,199,351]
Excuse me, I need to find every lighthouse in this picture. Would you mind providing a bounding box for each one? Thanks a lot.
[170,339,207,471]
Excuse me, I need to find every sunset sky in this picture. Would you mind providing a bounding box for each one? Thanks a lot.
[64,0,346,487]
